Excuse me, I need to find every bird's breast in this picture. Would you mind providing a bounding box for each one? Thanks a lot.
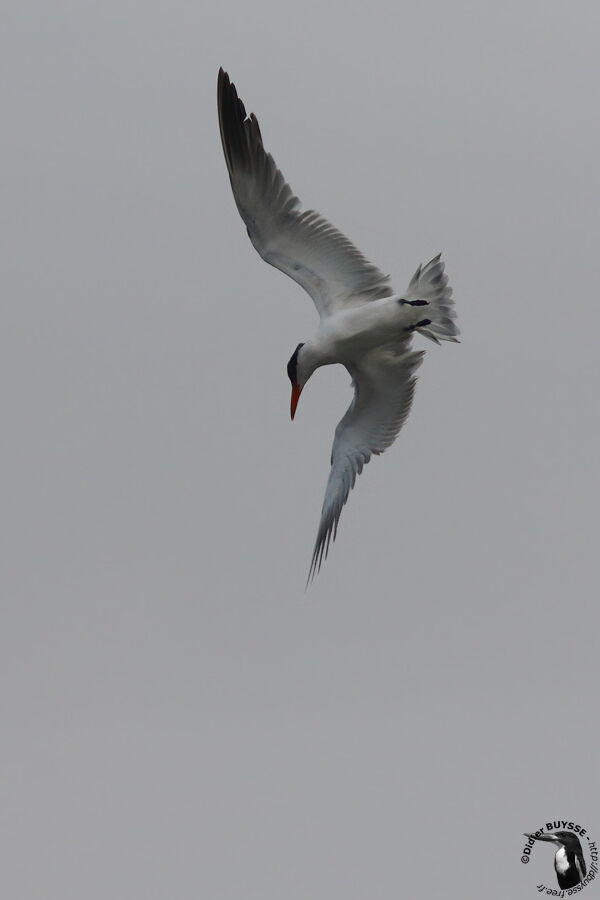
[555,847,570,875]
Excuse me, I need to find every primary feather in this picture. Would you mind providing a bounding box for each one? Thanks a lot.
[218,69,393,318]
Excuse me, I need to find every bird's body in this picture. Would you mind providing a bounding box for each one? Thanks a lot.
[217,68,459,578]
[302,297,425,372]
[555,844,586,889]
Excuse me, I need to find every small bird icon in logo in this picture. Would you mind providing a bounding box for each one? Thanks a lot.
[524,830,587,889]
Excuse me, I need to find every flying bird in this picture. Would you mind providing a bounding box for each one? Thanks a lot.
[524,830,587,889]
[217,68,459,580]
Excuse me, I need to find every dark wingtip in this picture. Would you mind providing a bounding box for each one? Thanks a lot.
[306,517,336,586]
[306,539,322,587]
[217,68,246,121]
[217,68,253,178]
[217,67,230,105]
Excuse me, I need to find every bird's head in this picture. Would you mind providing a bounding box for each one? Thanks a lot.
[287,342,310,420]
[524,831,583,853]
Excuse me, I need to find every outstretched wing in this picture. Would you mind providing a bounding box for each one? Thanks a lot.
[309,345,424,580]
[217,69,392,319]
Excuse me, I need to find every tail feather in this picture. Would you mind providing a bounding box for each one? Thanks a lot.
[404,254,459,344]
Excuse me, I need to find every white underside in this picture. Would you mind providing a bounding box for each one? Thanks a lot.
[304,296,417,372]
[555,847,569,875]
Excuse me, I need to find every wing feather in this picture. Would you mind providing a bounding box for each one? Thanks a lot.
[308,346,424,580]
[217,69,392,318]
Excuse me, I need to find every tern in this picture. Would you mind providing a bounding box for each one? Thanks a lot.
[217,68,459,580]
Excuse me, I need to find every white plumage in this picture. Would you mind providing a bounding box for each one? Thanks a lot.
[218,69,459,579]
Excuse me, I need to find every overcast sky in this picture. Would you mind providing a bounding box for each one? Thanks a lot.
[2,1,600,898]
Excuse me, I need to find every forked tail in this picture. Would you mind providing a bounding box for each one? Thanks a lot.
[403,254,459,344]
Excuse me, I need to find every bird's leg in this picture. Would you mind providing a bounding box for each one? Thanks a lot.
[405,318,431,333]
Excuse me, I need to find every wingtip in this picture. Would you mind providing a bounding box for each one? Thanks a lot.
[306,520,335,585]
[219,70,249,120]
[306,543,322,587]
[217,66,228,93]
[306,550,320,587]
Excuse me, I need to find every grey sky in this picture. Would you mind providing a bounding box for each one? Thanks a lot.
[2,1,599,897]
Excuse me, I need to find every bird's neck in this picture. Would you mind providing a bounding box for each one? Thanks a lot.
[297,340,325,384]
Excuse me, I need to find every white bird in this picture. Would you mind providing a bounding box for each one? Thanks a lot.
[217,69,459,580]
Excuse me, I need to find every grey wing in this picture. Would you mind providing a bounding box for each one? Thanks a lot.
[308,346,425,580]
[217,69,392,318]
